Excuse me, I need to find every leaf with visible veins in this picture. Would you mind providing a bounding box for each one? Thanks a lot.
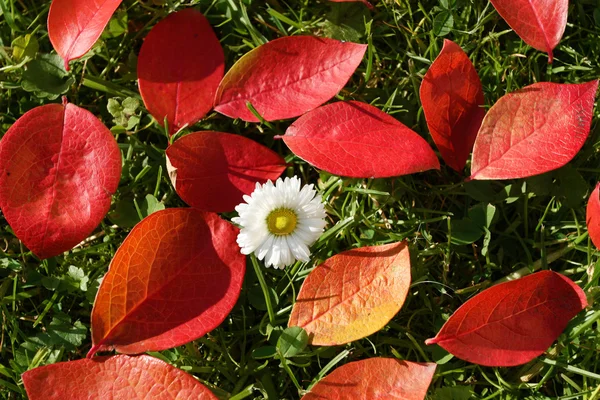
[214,36,366,122]
[138,9,224,134]
[470,81,598,180]
[23,355,217,399]
[48,0,122,69]
[425,271,588,367]
[0,102,121,259]
[289,242,411,346]
[302,358,436,400]
[88,209,245,356]
[586,183,600,249]
[283,101,440,178]
[489,0,568,62]
[166,131,286,212]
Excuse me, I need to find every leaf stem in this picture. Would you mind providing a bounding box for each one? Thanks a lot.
[250,254,276,325]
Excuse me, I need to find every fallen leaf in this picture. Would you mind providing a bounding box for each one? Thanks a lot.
[586,183,600,249]
[420,39,485,171]
[425,270,588,367]
[489,0,568,62]
[48,0,122,69]
[0,102,121,259]
[302,358,436,400]
[23,355,216,399]
[214,36,366,122]
[470,81,598,180]
[138,9,224,134]
[88,208,245,356]
[166,131,286,212]
[289,242,411,345]
[283,101,440,178]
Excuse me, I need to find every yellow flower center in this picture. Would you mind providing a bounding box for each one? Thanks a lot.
[266,208,298,236]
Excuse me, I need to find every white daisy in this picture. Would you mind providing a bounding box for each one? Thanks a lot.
[232,176,327,269]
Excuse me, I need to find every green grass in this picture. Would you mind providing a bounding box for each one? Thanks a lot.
[1,0,600,399]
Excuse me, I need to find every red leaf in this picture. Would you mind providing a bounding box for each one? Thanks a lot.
[0,102,121,259]
[489,0,568,62]
[22,355,216,399]
[302,358,436,400]
[48,0,122,69]
[586,183,600,249]
[214,36,366,122]
[329,0,374,8]
[283,101,440,178]
[88,208,245,356]
[470,81,598,180]
[289,242,411,346]
[425,271,588,367]
[138,9,224,134]
[420,39,485,172]
[166,131,285,213]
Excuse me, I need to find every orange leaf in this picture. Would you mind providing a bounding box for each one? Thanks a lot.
[88,209,245,356]
[302,358,436,400]
[289,242,411,345]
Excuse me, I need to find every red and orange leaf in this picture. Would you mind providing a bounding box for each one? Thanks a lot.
[214,36,366,122]
[138,9,224,134]
[490,0,568,62]
[88,209,245,356]
[329,0,374,8]
[23,355,216,399]
[302,358,436,400]
[420,39,485,172]
[283,101,439,178]
[289,242,411,346]
[470,81,598,180]
[425,271,588,367]
[586,183,600,249]
[0,102,121,259]
[48,0,122,69]
[166,132,286,213]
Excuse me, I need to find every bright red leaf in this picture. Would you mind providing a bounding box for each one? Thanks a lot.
[23,355,216,399]
[214,36,366,122]
[425,270,588,367]
[166,131,285,213]
[283,101,439,178]
[586,183,600,249]
[88,208,245,357]
[302,358,436,400]
[329,0,374,8]
[138,9,224,134]
[420,39,485,172]
[48,0,122,69]
[490,0,568,62]
[289,242,411,346]
[0,102,121,259]
[470,81,598,180]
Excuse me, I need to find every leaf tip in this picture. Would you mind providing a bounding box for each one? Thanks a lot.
[424,337,438,346]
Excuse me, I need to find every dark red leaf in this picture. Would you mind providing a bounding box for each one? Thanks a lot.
[490,0,568,62]
[302,358,436,400]
[420,39,485,171]
[23,355,216,399]
[214,36,366,122]
[586,183,600,249]
[0,102,121,259]
[470,81,598,180]
[425,271,588,367]
[48,0,122,69]
[138,9,224,134]
[88,209,245,356]
[283,101,440,178]
[289,242,411,346]
[166,131,285,212]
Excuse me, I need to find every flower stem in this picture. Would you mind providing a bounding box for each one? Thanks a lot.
[250,254,276,325]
